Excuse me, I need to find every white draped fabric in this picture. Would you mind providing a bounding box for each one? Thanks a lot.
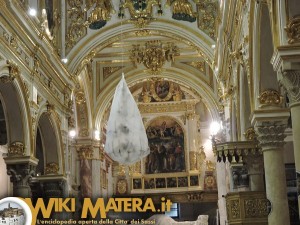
[105,74,149,165]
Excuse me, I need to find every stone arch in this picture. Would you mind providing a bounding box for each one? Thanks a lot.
[94,70,219,129]
[67,21,214,74]
[0,61,32,155]
[34,110,64,175]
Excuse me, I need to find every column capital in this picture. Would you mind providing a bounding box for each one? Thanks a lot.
[251,109,290,150]
[255,122,286,149]
[279,70,300,104]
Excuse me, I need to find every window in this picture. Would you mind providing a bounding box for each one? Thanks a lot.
[165,203,179,218]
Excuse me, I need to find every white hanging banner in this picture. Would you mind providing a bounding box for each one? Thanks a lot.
[105,74,149,164]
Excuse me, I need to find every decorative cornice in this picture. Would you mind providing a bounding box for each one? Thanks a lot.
[285,15,300,44]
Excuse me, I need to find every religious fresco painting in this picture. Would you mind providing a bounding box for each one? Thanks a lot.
[145,117,185,174]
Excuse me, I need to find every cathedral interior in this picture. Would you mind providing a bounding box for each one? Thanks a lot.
[0,0,299,225]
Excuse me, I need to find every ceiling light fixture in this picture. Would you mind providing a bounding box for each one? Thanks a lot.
[29,8,37,16]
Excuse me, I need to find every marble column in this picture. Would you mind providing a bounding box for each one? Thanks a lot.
[245,156,264,191]
[252,111,291,225]
[4,156,38,197]
[280,70,300,219]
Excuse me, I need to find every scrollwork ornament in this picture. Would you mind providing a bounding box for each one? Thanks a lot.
[285,15,300,44]
[258,89,283,108]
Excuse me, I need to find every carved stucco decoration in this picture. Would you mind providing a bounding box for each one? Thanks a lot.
[184,61,205,72]
[255,122,286,149]
[197,0,218,39]
[166,0,198,22]
[280,70,300,104]
[119,0,162,28]
[0,60,20,83]
[45,162,59,175]
[116,179,127,194]
[258,89,283,108]
[244,198,269,218]
[66,0,87,51]
[189,151,197,170]
[77,146,94,159]
[226,200,241,219]
[285,15,300,44]
[8,142,25,156]
[130,40,180,74]
[103,66,123,81]
[129,161,141,176]
[243,127,257,141]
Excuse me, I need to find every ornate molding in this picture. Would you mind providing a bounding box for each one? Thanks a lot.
[255,122,286,149]
[243,127,257,141]
[138,100,198,114]
[226,191,269,224]
[189,151,197,171]
[8,142,25,157]
[45,162,59,175]
[280,70,300,104]
[214,141,261,163]
[119,0,162,28]
[130,40,179,74]
[197,1,218,39]
[244,198,269,218]
[0,60,20,83]
[285,15,300,44]
[258,89,283,108]
[77,146,93,159]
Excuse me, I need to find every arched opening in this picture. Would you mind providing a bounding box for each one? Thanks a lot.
[0,98,10,198]
[35,113,60,175]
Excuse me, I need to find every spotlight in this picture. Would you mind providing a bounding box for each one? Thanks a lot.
[210,121,221,136]
[29,8,37,16]
[62,58,68,63]
[69,129,76,138]
[94,130,100,140]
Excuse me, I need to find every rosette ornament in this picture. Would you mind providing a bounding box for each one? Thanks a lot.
[105,74,150,164]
